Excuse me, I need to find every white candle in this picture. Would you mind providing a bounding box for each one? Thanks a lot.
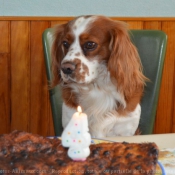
[61,106,91,161]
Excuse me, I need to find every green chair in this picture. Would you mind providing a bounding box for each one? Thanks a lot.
[42,28,167,136]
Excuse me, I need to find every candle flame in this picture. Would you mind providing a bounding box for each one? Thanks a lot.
[77,106,82,113]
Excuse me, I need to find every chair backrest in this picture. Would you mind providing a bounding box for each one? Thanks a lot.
[42,28,63,136]
[130,30,167,134]
[42,29,167,136]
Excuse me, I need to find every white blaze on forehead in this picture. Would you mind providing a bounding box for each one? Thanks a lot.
[62,16,97,63]
[70,16,97,56]
[72,16,97,36]
[61,16,99,83]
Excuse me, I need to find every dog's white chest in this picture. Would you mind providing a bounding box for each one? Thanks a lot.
[62,88,141,138]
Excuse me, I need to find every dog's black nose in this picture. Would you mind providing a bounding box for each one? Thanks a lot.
[61,62,75,74]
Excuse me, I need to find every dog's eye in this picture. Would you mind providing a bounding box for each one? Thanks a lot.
[62,41,70,49]
[83,41,97,51]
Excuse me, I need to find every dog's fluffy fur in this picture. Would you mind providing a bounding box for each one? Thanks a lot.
[51,15,147,138]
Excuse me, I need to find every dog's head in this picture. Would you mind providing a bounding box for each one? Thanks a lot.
[51,15,146,98]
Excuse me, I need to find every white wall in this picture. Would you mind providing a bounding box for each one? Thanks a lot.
[0,0,175,17]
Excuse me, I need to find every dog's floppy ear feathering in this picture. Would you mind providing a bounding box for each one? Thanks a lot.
[108,20,147,111]
[51,23,66,87]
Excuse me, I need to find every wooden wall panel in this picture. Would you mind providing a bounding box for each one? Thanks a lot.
[0,54,10,134]
[161,22,175,133]
[143,21,161,30]
[30,21,54,136]
[126,21,143,29]
[10,21,30,132]
[50,20,68,28]
[154,22,175,133]
[0,21,10,134]
[0,17,175,136]
[0,21,9,53]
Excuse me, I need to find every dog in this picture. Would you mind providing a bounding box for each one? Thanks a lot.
[51,15,147,138]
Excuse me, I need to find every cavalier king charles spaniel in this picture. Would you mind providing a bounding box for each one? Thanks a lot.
[51,15,147,138]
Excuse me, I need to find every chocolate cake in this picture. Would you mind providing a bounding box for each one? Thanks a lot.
[0,130,159,175]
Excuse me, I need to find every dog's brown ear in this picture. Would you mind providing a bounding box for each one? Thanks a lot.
[51,24,66,87]
[108,21,147,109]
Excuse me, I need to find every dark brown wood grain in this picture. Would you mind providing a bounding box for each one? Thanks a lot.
[0,21,10,134]
[157,21,175,133]
[10,21,30,132]
[126,21,143,29]
[0,22,9,53]
[30,21,54,136]
[0,53,10,134]
[143,21,161,30]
